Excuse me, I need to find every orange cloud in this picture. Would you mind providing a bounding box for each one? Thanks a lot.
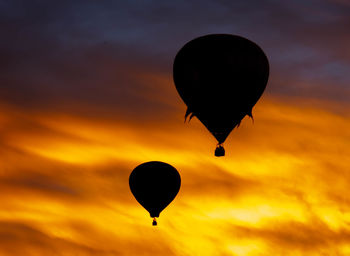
[0,97,349,255]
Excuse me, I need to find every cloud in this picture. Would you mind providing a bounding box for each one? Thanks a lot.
[0,97,349,255]
[0,221,177,256]
[231,219,350,253]
[1,0,349,119]
[181,163,261,198]
[0,1,349,255]
[0,221,120,256]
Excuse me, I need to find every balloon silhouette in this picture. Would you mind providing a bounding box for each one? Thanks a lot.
[173,34,269,156]
[129,161,181,226]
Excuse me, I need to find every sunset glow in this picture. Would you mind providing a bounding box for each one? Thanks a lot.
[1,96,349,255]
[1,0,350,255]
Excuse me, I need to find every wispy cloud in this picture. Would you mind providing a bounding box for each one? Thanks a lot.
[1,0,349,255]
[0,95,349,255]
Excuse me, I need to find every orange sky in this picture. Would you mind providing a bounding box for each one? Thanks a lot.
[1,1,350,255]
[1,94,349,255]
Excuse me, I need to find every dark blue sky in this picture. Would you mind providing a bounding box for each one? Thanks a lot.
[1,0,349,117]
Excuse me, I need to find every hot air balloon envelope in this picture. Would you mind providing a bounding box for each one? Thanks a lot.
[173,34,269,155]
[129,161,181,223]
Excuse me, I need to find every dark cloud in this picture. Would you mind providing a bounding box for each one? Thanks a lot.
[0,221,120,256]
[0,0,178,119]
[231,219,350,252]
[0,172,78,197]
[0,150,136,205]
[0,0,349,120]
[182,163,260,198]
[0,221,177,256]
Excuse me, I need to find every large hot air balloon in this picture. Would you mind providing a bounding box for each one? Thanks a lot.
[173,34,269,156]
[129,161,181,226]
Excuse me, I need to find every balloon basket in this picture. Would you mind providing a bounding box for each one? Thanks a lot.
[152,218,157,226]
[215,145,225,157]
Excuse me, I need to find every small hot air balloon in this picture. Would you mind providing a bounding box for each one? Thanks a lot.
[173,34,269,156]
[129,161,181,226]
